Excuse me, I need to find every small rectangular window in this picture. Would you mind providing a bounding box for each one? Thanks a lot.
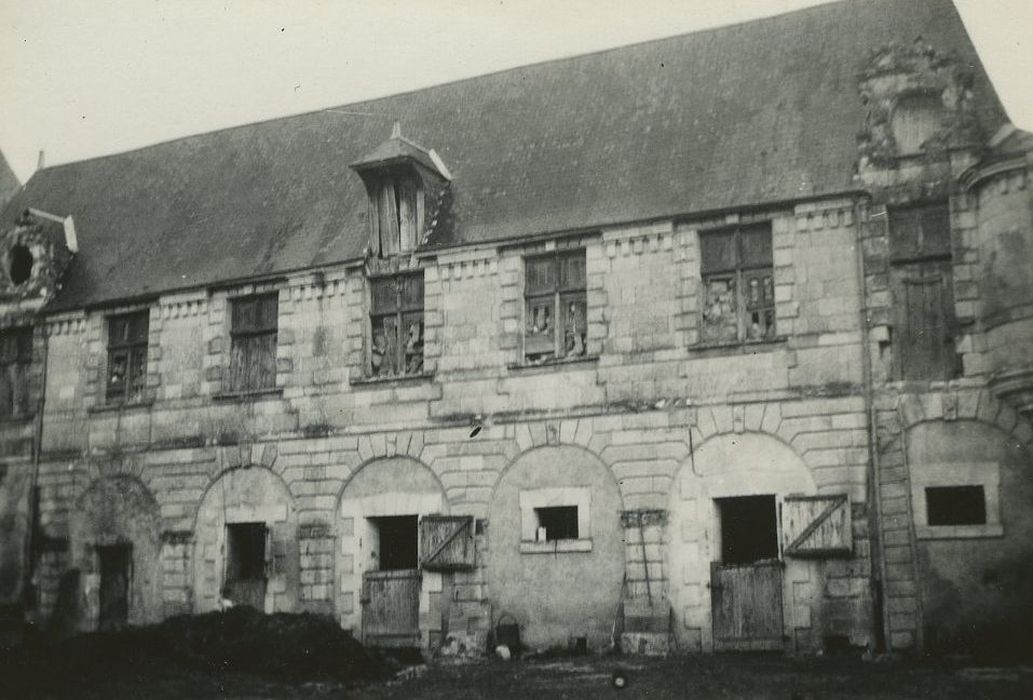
[524,249,587,364]
[534,506,579,541]
[229,293,278,392]
[0,327,33,419]
[106,311,149,404]
[890,203,950,262]
[926,485,986,526]
[700,224,775,344]
[370,272,424,377]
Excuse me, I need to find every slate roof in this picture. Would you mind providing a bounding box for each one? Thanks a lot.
[0,151,19,212]
[0,0,1008,311]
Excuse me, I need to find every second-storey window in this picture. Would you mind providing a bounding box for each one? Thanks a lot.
[370,272,424,377]
[0,327,32,419]
[106,311,149,404]
[889,202,958,381]
[229,293,278,392]
[700,223,775,344]
[524,249,587,364]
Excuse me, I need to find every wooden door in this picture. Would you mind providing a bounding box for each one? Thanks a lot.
[98,544,131,631]
[711,560,783,651]
[893,263,957,381]
[361,569,421,647]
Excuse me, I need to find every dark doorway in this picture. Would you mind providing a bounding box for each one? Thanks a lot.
[371,515,419,571]
[98,544,131,631]
[226,522,268,610]
[717,495,778,564]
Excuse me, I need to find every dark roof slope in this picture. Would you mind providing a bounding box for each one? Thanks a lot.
[0,0,1007,311]
[0,151,19,211]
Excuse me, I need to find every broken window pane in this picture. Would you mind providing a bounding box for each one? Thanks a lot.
[369,272,424,377]
[106,310,150,404]
[698,224,775,345]
[524,249,587,364]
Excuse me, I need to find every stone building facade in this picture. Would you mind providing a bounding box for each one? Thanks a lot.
[1,0,1030,657]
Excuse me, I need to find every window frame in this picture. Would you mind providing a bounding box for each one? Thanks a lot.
[0,326,33,420]
[522,248,588,364]
[518,487,592,554]
[368,270,425,378]
[910,462,1002,539]
[699,223,775,346]
[369,171,423,257]
[105,310,150,405]
[228,292,279,393]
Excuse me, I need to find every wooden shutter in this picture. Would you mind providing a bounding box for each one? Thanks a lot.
[419,515,475,571]
[781,495,852,557]
[378,182,400,255]
[892,261,956,381]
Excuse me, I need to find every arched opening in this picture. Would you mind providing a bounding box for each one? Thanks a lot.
[192,466,298,614]
[668,433,818,652]
[336,457,448,648]
[69,475,161,632]
[487,445,624,652]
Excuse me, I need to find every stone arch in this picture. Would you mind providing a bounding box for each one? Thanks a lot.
[903,418,1033,655]
[667,431,817,652]
[192,464,298,614]
[897,389,1033,447]
[69,474,161,631]
[487,444,625,651]
[335,456,448,643]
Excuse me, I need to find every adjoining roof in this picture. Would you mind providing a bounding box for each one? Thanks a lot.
[0,151,20,212]
[0,0,1008,312]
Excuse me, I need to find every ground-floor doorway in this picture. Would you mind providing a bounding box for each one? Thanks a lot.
[361,515,421,647]
[225,522,268,610]
[97,544,132,631]
[710,495,784,651]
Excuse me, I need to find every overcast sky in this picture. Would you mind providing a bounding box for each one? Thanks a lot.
[1,0,1031,183]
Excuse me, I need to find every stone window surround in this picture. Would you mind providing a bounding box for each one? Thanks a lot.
[91,302,157,410]
[910,461,1003,539]
[518,486,593,554]
[103,309,151,406]
[212,281,284,399]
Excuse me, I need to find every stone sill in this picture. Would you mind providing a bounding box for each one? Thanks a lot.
[689,336,789,355]
[212,388,284,402]
[349,371,435,388]
[520,539,593,554]
[0,412,36,424]
[89,400,154,415]
[507,355,600,375]
[915,524,1003,540]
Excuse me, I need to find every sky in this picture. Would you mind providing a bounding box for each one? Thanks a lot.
[1,0,1031,184]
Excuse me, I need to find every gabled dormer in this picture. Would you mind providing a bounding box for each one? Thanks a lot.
[350,122,452,258]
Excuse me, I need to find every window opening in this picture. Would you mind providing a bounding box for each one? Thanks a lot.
[524,249,587,363]
[229,293,278,391]
[889,203,959,381]
[106,310,149,404]
[700,224,775,344]
[227,522,268,581]
[371,173,420,256]
[926,485,986,526]
[8,244,34,285]
[370,272,424,377]
[534,506,579,541]
[370,515,419,571]
[0,326,33,419]
[717,495,778,564]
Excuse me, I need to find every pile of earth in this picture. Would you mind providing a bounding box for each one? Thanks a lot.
[16,606,392,685]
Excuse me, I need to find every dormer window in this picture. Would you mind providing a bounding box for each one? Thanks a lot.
[369,171,421,256]
[892,93,943,156]
[351,122,452,259]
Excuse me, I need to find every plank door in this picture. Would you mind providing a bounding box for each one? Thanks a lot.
[98,544,131,631]
[361,569,421,647]
[893,263,957,381]
[710,560,784,651]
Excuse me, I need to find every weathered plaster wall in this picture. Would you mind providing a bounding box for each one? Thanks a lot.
[907,419,1033,657]
[487,445,624,651]
[68,474,161,630]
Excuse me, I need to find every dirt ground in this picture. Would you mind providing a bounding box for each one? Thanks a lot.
[4,650,1033,699]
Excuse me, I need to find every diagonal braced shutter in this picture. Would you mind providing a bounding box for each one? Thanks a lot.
[781,495,852,557]
[419,515,475,571]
